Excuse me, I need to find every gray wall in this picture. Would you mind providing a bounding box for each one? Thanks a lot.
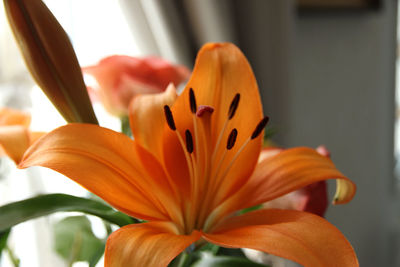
[288,2,397,266]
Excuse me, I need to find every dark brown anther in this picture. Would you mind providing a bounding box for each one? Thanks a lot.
[189,88,197,114]
[164,105,176,131]
[185,129,194,153]
[251,116,269,140]
[228,93,240,120]
[226,128,238,150]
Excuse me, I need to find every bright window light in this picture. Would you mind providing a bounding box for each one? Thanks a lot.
[0,1,142,266]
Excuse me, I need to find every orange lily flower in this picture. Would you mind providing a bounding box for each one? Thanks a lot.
[83,55,190,117]
[0,107,44,164]
[19,43,358,267]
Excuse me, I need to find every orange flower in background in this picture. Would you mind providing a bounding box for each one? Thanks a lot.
[20,43,358,267]
[0,107,44,164]
[0,108,31,127]
[83,55,190,117]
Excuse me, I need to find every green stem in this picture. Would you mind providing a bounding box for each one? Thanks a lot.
[120,116,132,137]
[103,221,113,236]
[68,231,83,267]
[6,245,20,267]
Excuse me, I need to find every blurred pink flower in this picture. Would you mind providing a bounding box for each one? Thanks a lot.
[260,145,330,217]
[243,145,331,266]
[83,55,190,117]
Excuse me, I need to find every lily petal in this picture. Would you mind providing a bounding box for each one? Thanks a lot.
[163,43,263,205]
[105,221,201,267]
[0,126,30,164]
[29,131,46,144]
[257,147,283,161]
[246,147,355,205]
[212,147,355,222]
[129,83,178,159]
[204,209,358,267]
[0,107,31,127]
[19,124,180,222]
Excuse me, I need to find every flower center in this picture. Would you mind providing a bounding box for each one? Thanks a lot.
[164,89,268,234]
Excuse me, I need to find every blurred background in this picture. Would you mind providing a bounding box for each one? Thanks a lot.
[0,0,397,266]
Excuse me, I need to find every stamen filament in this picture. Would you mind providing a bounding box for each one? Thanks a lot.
[202,138,253,232]
[211,119,228,163]
[214,137,250,192]
[192,116,200,171]
[160,166,185,227]
[211,149,228,187]
[175,131,195,188]
[197,140,229,228]
[176,131,196,233]
[206,137,250,215]
[189,153,200,231]
[211,116,269,208]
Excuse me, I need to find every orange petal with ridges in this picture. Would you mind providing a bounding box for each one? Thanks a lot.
[204,209,358,267]
[245,147,356,205]
[18,124,180,222]
[257,147,283,162]
[129,83,177,159]
[29,131,46,144]
[211,147,355,222]
[163,43,263,205]
[0,126,29,164]
[105,222,201,267]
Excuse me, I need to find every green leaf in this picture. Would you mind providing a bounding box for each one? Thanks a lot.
[88,243,106,267]
[54,216,104,265]
[217,247,246,257]
[192,254,269,267]
[0,193,137,231]
[0,229,10,260]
